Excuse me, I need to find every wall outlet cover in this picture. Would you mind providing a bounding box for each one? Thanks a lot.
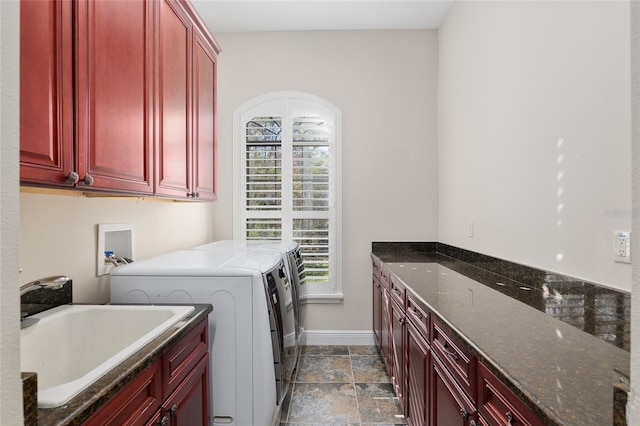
[614,231,631,264]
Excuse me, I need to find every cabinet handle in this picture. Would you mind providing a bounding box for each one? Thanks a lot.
[155,415,169,426]
[81,174,94,186]
[168,403,178,416]
[393,287,402,295]
[194,192,200,198]
[399,317,405,324]
[65,171,79,184]
[443,341,460,361]
[506,411,514,426]
[460,407,470,420]
[412,307,424,319]
[375,282,381,288]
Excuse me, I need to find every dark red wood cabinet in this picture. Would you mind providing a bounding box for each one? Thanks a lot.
[155,0,218,200]
[390,298,405,406]
[477,363,544,426]
[431,354,477,426]
[372,274,383,350]
[405,317,430,426]
[75,0,154,194]
[372,258,545,426]
[19,0,219,200]
[19,0,74,186]
[83,318,209,426]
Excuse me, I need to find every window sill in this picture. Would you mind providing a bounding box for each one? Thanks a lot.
[300,293,344,304]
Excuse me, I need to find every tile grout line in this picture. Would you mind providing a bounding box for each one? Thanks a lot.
[348,345,363,426]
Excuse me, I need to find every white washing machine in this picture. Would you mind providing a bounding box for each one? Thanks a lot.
[110,249,297,426]
[192,240,306,339]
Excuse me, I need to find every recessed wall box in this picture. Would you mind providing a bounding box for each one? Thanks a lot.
[97,224,135,276]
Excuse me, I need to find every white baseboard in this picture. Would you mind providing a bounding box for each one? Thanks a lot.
[300,329,375,346]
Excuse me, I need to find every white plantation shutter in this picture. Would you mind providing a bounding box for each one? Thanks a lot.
[234,93,342,301]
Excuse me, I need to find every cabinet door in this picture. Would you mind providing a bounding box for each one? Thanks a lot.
[391,298,405,406]
[83,360,162,426]
[156,0,192,198]
[373,276,383,349]
[163,353,210,426]
[381,288,392,376]
[20,0,74,186]
[75,0,154,193]
[431,354,477,426]
[406,319,429,426]
[191,27,217,200]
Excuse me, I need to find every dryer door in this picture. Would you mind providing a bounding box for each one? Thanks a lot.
[263,261,298,404]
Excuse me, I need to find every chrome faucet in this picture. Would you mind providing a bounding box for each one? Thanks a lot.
[20,275,70,296]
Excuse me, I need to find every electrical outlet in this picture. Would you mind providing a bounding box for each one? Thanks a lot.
[614,231,631,263]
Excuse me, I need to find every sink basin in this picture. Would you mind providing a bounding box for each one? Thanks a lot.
[20,304,195,408]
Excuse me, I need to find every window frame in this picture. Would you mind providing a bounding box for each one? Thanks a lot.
[233,91,343,303]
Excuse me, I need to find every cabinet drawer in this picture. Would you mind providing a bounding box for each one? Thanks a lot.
[431,318,476,401]
[379,266,391,290]
[162,318,208,399]
[83,360,162,426]
[372,257,382,280]
[389,274,405,307]
[478,363,544,426]
[406,293,429,342]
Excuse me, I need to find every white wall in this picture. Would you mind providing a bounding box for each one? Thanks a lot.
[20,191,216,303]
[629,1,639,423]
[438,1,632,291]
[212,30,439,331]
[1,0,23,423]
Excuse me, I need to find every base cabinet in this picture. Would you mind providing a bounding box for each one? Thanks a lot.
[152,353,209,426]
[405,318,430,426]
[477,363,544,426]
[84,318,209,426]
[431,354,477,426]
[372,257,545,426]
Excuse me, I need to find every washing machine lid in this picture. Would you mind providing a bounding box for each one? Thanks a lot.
[193,239,298,253]
[110,250,281,277]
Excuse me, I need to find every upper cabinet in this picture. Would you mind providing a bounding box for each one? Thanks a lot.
[19,0,74,186]
[19,0,220,200]
[75,0,154,193]
[156,0,218,200]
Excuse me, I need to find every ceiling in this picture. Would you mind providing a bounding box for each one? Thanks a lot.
[191,1,455,34]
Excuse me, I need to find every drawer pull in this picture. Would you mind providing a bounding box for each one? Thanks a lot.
[156,415,169,426]
[168,403,178,416]
[399,316,406,324]
[443,341,460,361]
[460,407,470,420]
[393,287,402,295]
[506,411,514,426]
[412,307,424,319]
[460,408,476,425]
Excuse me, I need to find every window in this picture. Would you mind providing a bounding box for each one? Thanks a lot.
[234,92,342,302]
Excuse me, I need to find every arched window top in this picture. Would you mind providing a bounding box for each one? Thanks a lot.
[233,92,343,302]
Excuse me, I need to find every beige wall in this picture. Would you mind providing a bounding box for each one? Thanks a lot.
[438,1,632,291]
[20,191,216,303]
[1,0,23,423]
[212,30,440,331]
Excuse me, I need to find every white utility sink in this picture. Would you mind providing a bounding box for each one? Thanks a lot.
[21,304,195,408]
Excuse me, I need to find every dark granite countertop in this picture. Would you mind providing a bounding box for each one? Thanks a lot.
[372,246,630,426]
[23,303,212,426]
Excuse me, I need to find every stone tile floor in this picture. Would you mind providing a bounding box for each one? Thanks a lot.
[279,345,406,426]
